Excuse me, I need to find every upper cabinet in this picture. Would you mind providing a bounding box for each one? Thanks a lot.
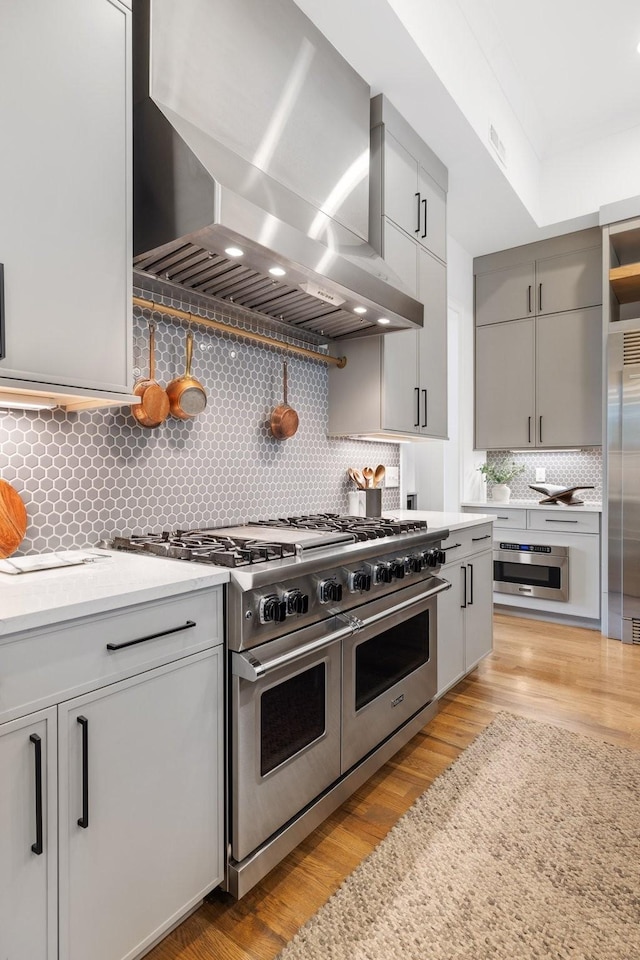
[474,228,603,450]
[475,234,602,326]
[328,97,448,441]
[0,0,135,411]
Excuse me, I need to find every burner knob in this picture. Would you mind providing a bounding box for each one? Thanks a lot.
[436,549,446,565]
[422,548,440,568]
[348,569,372,593]
[318,577,343,603]
[390,559,405,579]
[377,562,394,583]
[408,554,423,573]
[284,589,309,616]
[259,594,288,624]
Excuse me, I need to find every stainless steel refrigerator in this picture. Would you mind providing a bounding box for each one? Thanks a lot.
[608,325,640,641]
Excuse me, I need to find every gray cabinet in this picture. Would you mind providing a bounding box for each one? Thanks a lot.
[475,307,601,449]
[476,240,601,327]
[0,0,134,411]
[383,131,447,262]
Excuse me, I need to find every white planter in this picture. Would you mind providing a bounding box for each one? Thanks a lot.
[491,483,511,502]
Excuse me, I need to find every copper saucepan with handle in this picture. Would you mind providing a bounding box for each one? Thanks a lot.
[131,321,170,428]
[0,478,27,558]
[270,361,299,440]
[166,330,207,420]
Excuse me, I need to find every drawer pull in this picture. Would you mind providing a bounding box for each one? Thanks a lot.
[472,534,491,541]
[77,716,89,829]
[497,516,510,520]
[545,519,578,524]
[446,543,462,550]
[30,733,43,855]
[106,620,197,651]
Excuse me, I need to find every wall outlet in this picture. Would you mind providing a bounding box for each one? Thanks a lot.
[535,467,546,482]
[385,466,399,488]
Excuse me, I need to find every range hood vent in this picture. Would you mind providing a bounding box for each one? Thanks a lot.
[133,0,424,341]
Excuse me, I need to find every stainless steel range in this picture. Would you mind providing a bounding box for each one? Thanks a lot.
[109,514,450,898]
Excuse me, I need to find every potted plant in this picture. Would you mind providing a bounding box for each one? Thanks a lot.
[478,457,525,503]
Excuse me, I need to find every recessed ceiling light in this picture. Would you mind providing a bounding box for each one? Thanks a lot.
[269,266,286,277]
[225,246,244,258]
[353,306,367,314]
[377,317,391,325]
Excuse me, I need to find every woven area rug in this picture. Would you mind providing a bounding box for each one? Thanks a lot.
[278,713,640,960]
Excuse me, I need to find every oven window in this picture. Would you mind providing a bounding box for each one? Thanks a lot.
[355,609,429,711]
[494,560,561,588]
[260,663,326,776]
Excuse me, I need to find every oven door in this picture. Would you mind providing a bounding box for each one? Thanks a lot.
[493,546,569,601]
[341,576,449,774]
[230,627,345,863]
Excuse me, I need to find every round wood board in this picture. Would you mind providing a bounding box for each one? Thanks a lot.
[0,479,28,558]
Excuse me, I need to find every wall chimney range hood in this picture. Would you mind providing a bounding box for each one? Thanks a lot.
[133,0,423,341]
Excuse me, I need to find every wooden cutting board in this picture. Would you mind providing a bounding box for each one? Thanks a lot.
[0,479,27,558]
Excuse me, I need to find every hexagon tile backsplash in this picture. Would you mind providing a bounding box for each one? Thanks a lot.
[485,449,603,501]
[0,284,401,555]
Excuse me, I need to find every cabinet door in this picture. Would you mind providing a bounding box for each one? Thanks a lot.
[0,0,131,394]
[536,246,602,316]
[535,307,602,447]
[475,262,536,326]
[382,219,418,296]
[58,648,223,960]
[382,330,420,433]
[417,165,446,262]
[418,248,448,438]
[383,131,420,239]
[464,550,494,669]
[475,319,535,450]
[437,562,466,696]
[0,708,57,960]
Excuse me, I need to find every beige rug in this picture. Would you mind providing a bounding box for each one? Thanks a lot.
[278,713,640,960]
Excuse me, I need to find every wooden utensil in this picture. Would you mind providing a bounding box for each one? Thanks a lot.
[167,330,208,420]
[348,467,366,489]
[373,464,386,488]
[362,467,374,488]
[131,321,170,428]
[270,362,299,439]
[0,478,27,558]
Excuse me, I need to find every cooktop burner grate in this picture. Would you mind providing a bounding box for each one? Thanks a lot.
[110,531,297,567]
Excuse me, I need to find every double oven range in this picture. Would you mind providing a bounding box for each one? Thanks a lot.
[110,514,450,898]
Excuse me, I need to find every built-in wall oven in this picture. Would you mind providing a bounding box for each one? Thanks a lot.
[493,541,569,602]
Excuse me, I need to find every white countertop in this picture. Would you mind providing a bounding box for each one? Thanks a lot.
[382,510,495,532]
[0,550,229,637]
[461,500,602,513]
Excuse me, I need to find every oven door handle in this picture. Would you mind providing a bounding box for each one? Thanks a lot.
[352,576,452,632]
[231,622,357,682]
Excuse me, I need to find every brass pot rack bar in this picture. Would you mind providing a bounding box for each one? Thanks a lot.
[132,296,347,368]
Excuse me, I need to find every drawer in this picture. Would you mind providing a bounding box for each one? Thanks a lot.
[0,587,222,724]
[526,510,600,534]
[473,506,526,529]
[441,523,493,562]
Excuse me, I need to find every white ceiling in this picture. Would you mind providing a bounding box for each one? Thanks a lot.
[294,0,640,256]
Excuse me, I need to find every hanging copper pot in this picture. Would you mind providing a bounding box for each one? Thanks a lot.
[270,361,299,440]
[131,321,170,428]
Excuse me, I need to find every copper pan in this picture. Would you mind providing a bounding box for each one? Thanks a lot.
[270,362,299,440]
[131,321,170,428]
[166,330,207,420]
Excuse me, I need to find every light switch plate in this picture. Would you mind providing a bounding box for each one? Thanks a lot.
[385,466,399,488]
[535,467,546,482]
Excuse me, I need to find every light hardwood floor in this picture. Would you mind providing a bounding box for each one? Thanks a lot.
[148,613,640,960]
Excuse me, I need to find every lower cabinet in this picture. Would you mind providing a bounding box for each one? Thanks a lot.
[0,587,224,960]
[0,708,58,960]
[437,526,494,696]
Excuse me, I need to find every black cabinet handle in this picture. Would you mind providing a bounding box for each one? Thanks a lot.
[106,620,196,651]
[527,284,532,314]
[472,534,491,541]
[422,198,428,238]
[538,283,542,312]
[539,415,543,443]
[528,416,532,443]
[414,387,420,427]
[422,389,428,427]
[415,193,421,234]
[30,733,43,855]
[497,516,510,520]
[468,562,474,606]
[461,565,467,609]
[545,518,578,523]
[77,716,89,829]
[0,263,5,361]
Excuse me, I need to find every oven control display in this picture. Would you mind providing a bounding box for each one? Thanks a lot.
[499,543,552,553]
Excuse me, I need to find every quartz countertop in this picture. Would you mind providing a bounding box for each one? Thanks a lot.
[461,500,602,513]
[0,550,229,638]
[382,509,495,532]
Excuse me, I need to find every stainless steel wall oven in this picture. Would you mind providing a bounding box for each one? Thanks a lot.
[494,541,569,601]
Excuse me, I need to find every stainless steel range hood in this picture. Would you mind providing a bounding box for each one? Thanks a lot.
[133,0,423,341]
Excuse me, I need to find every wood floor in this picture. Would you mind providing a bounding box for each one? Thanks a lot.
[147,613,640,960]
